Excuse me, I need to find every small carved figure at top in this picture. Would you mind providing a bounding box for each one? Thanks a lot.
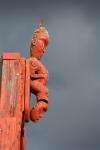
[29,21,49,122]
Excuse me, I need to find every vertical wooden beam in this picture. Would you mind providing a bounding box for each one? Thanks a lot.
[25,59,30,122]
[0,53,26,150]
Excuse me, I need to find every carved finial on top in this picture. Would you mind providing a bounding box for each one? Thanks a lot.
[38,18,44,28]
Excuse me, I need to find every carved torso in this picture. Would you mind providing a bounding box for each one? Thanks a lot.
[30,57,48,85]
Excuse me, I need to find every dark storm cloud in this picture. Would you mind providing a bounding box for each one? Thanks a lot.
[0,0,100,150]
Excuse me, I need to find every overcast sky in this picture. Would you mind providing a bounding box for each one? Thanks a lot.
[0,0,100,150]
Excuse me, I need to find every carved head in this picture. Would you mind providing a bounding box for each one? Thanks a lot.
[30,24,49,60]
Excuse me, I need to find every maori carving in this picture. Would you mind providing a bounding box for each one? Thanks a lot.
[0,21,50,149]
[29,22,49,122]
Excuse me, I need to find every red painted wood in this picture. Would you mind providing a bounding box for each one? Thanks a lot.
[20,57,26,112]
[0,59,20,116]
[0,53,26,150]
[0,117,17,150]
[0,24,50,149]
[2,52,21,60]
[25,59,30,122]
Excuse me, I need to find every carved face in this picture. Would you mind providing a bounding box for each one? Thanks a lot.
[30,27,49,60]
[30,38,46,60]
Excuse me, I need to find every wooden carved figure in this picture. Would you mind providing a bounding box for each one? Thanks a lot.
[0,22,49,150]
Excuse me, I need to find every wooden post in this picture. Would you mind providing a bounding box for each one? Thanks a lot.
[0,52,30,150]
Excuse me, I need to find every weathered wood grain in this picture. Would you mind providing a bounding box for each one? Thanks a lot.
[0,53,26,150]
